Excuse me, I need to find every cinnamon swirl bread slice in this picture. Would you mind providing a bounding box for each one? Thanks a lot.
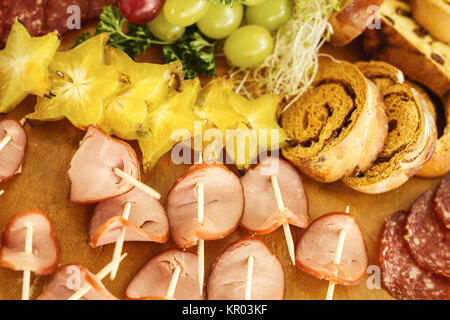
[281,58,388,183]
[342,61,438,193]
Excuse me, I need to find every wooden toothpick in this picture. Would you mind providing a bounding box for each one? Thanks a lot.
[68,253,127,300]
[325,206,350,300]
[166,265,181,300]
[244,256,254,300]
[0,118,26,153]
[110,201,132,280]
[22,224,33,300]
[112,168,161,200]
[270,175,296,265]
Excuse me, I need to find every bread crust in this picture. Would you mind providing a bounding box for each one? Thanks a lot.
[363,0,450,98]
[410,0,450,45]
[329,0,384,47]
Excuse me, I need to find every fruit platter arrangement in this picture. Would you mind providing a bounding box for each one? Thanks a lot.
[0,0,448,300]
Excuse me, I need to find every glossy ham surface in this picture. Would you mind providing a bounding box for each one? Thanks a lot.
[90,187,169,247]
[36,263,117,300]
[68,125,140,204]
[124,249,203,300]
[207,237,285,300]
[0,210,60,275]
[0,119,27,183]
[240,156,310,234]
[295,213,368,285]
[166,162,244,248]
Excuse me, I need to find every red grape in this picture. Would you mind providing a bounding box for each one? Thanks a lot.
[118,0,165,24]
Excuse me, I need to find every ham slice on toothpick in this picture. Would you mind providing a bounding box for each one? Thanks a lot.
[68,125,140,204]
[207,237,285,300]
[0,119,27,183]
[124,249,204,300]
[90,187,169,247]
[0,210,60,275]
[295,213,368,285]
[240,156,310,234]
[36,264,117,300]
[166,162,244,248]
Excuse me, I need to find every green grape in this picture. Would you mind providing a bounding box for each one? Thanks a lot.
[223,25,273,68]
[163,0,210,27]
[197,2,243,39]
[242,0,268,6]
[147,12,185,42]
[245,0,293,33]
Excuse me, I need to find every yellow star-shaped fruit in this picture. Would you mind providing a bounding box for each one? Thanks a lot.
[0,19,60,113]
[139,79,203,171]
[28,33,122,129]
[99,46,183,140]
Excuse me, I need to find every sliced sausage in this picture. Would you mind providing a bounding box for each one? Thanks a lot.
[240,156,309,234]
[124,249,203,300]
[380,211,450,300]
[435,176,450,230]
[68,125,140,204]
[405,191,450,278]
[90,187,169,247]
[295,213,368,285]
[86,0,116,20]
[0,210,60,275]
[36,263,117,300]
[166,162,244,248]
[207,237,285,300]
[0,119,27,183]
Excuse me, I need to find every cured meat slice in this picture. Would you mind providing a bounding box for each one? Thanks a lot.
[405,191,450,277]
[68,125,140,204]
[380,211,450,300]
[295,213,368,285]
[240,156,309,234]
[207,237,285,300]
[36,263,117,300]
[435,176,450,230]
[0,1,45,47]
[90,187,169,247]
[87,0,116,20]
[44,0,89,35]
[124,249,203,300]
[166,163,244,248]
[0,210,60,275]
[0,119,27,183]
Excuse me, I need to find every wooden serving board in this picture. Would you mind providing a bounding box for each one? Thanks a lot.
[0,27,447,300]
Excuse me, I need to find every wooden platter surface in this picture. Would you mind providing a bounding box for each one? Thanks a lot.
[0,27,447,300]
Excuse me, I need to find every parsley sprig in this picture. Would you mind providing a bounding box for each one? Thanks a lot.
[75,5,217,79]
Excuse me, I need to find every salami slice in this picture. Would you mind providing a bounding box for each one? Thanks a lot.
[380,211,450,300]
[435,176,450,230]
[405,191,450,278]
[44,0,89,35]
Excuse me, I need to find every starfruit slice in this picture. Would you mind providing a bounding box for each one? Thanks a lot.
[139,79,203,171]
[0,19,60,113]
[27,33,122,129]
[98,46,183,141]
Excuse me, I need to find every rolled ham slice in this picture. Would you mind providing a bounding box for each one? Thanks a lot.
[240,156,310,234]
[36,264,117,300]
[68,125,140,204]
[124,249,203,300]
[0,210,60,275]
[166,162,244,248]
[90,187,169,247]
[0,119,27,183]
[207,237,285,300]
[295,213,368,285]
